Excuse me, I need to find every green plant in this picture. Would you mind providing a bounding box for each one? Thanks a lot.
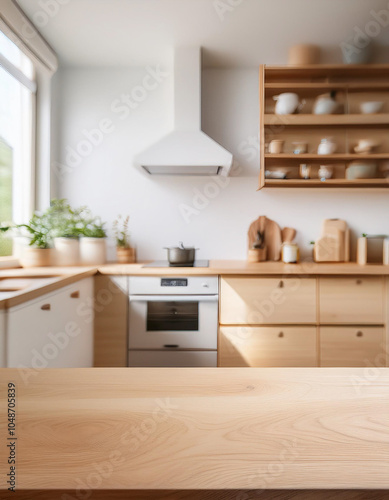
[82,217,107,238]
[18,213,52,249]
[48,199,89,238]
[362,233,367,238]
[113,215,130,248]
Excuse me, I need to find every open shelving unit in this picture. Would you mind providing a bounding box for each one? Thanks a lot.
[259,64,389,189]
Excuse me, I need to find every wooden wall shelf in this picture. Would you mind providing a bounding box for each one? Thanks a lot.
[259,64,389,189]
[263,114,389,126]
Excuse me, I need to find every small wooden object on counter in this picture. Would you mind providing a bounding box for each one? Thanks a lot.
[247,216,281,261]
[314,219,350,262]
[116,247,136,264]
[357,236,368,265]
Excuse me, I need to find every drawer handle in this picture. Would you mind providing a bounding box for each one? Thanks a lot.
[356,331,363,337]
[278,331,284,338]
[278,281,284,289]
[164,344,179,348]
[41,304,51,311]
[70,291,80,299]
[356,279,362,285]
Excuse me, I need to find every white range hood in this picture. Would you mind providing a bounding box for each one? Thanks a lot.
[135,47,233,176]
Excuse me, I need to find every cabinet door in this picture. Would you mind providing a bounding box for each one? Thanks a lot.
[319,277,384,324]
[7,278,94,368]
[220,277,316,325]
[219,326,317,367]
[94,276,128,367]
[320,326,384,367]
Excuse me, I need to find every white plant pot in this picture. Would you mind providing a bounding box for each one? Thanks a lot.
[20,247,52,268]
[80,237,107,265]
[54,237,80,266]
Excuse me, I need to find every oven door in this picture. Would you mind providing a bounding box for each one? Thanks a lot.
[129,295,218,349]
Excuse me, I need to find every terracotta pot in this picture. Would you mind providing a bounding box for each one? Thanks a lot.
[20,247,52,268]
[116,247,136,264]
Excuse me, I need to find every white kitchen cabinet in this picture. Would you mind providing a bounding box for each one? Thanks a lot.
[0,310,5,367]
[7,278,94,368]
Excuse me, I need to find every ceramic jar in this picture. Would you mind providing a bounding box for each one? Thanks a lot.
[318,165,334,180]
[79,237,107,265]
[269,140,284,154]
[281,243,299,264]
[20,248,52,268]
[54,237,80,266]
[317,138,337,155]
[273,93,300,115]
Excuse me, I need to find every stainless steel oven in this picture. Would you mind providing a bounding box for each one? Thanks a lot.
[128,276,218,366]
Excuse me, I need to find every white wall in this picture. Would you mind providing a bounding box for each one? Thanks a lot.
[52,67,389,261]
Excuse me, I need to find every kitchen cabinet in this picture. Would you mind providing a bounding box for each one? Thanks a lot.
[319,277,384,324]
[219,326,317,367]
[320,326,384,367]
[94,275,128,367]
[220,277,316,325]
[6,278,93,368]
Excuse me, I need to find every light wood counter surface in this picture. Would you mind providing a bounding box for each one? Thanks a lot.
[99,260,389,276]
[0,367,388,495]
[1,260,389,309]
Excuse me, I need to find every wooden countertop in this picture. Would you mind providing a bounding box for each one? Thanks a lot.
[0,268,96,309]
[0,260,388,308]
[1,367,388,494]
[99,260,389,276]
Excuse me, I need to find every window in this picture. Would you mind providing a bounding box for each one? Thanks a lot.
[0,30,35,256]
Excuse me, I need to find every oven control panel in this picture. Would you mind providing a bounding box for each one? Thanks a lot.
[161,278,188,287]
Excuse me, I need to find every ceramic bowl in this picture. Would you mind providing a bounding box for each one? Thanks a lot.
[354,139,381,154]
[346,161,377,180]
[360,101,384,114]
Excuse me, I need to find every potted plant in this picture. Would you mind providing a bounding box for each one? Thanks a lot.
[79,217,107,265]
[50,199,83,266]
[16,214,53,268]
[113,215,135,263]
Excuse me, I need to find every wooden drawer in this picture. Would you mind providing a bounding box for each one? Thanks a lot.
[319,277,384,324]
[220,277,316,325]
[320,326,384,367]
[219,326,317,367]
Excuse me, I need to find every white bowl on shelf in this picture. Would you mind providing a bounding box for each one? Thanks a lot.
[360,101,384,114]
[346,161,377,180]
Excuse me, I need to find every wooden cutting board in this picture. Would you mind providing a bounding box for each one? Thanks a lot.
[265,218,282,261]
[248,216,282,261]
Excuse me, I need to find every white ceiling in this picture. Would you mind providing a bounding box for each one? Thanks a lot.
[16,0,389,67]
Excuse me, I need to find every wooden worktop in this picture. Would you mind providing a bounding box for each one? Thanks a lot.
[0,268,96,308]
[99,260,389,276]
[0,367,388,497]
[1,260,388,308]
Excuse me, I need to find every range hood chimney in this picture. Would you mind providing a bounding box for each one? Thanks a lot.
[135,47,233,176]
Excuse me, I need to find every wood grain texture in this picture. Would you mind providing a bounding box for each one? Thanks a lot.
[219,326,317,367]
[220,277,316,325]
[319,277,385,324]
[320,326,384,367]
[94,275,128,367]
[4,490,389,499]
[0,368,389,491]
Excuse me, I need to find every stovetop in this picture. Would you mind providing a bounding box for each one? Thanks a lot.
[143,260,209,268]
